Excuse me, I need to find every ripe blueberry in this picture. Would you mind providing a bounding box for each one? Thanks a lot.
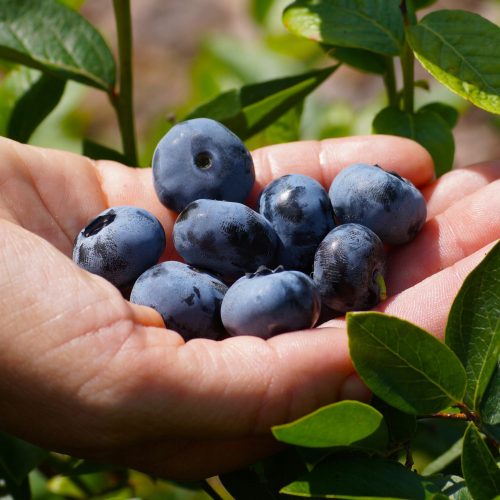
[313,223,386,312]
[73,206,166,289]
[328,163,426,245]
[152,118,255,212]
[221,266,321,338]
[130,261,228,341]
[173,199,278,282]
[259,173,335,272]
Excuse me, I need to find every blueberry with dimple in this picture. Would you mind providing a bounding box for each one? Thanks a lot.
[328,163,426,245]
[130,261,227,341]
[73,206,166,289]
[173,199,278,281]
[259,174,335,272]
[221,266,321,339]
[152,118,255,212]
[313,223,386,312]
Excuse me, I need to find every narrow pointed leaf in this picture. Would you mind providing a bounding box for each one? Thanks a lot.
[422,438,464,476]
[407,10,500,114]
[186,66,337,140]
[445,241,500,410]
[281,454,447,499]
[323,46,387,74]
[272,400,388,452]
[0,0,116,91]
[83,139,129,165]
[7,73,66,143]
[0,432,48,484]
[480,359,500,442]
[462,424,500,500]
[373,106,455,176]
[347,312,467,415]
[283,0,404,56]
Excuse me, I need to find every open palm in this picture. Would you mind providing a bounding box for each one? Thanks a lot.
[0,136,498,480]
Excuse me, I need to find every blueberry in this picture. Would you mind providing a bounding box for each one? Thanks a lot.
[130,261,227,341]
[152,118,255,212]
[313,223,386,312]
[328,163,426,245]
[173,199,278,281]
[259,174,335,272]
[73,206,166,289]
[221,266,321,338]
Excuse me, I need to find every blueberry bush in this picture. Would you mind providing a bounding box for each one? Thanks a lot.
[0,1,499,499]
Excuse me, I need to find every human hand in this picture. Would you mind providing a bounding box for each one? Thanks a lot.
[0,136,498,480]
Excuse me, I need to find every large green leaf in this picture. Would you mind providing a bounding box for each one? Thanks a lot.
[413,0,438,8]
[347,312,467,415]
[0,0,115,90]
[445,241,500,410]
[283,0,404,56]
[372,106,455,177]
[186,66,337,140]
[7,72,66,143]
[407,10,500,114]
[272,400,388,452]
[0,432,49,484]
[462,424,500,500]
[479,359,500,442]
[422,438,464,476]
[281,454,458,499]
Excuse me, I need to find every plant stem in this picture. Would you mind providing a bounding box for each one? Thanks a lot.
[383,57,398,108]
[401,41,414,114]
[201,479,225,500]
[111,0,138,166]
[400,0,416,114]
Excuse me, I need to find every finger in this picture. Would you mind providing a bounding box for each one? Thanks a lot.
[386,181,500,295]
[249,135,434,205]
[423,161,500,219]
[324,242,498,339]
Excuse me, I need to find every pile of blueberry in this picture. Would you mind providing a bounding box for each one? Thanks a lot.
[73,118,426,341]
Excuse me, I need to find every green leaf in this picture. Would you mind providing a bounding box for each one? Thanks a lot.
[445,241,500,410]
[347,312,467,415]
[186,66,337,140]
[272,400,388,453]
[422,438,464,476]
[0,0,115,91]
[323,46,387,74]
[419,102,459,128]
[462,424,500,500]
[407,10,500,114]
[251,0,275,25]
[372,106,455,177]
[281,454,440,498]
[480,359,500,442]
[245,103,303,150]
[283,0,405,56]
[425,475,472,500]
[219,468,276,500]
[7,72,66,142]
[413,0,438,8]
[371,396,417,447]
[82,139,129,165]
[0,432,49,484]
[0,65,38,134]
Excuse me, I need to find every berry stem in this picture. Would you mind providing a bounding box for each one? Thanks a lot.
[375,272,387,301]
[111,0,138,166]
[383,57,398,108]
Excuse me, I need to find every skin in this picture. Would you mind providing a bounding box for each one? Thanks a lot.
[0,136,498,480]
